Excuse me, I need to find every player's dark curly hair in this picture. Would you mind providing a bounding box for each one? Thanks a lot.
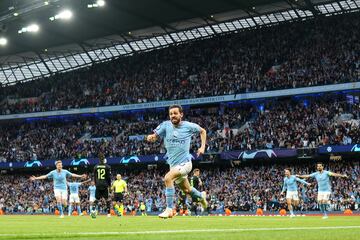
[169,104,183,113]
[98,153,105,163]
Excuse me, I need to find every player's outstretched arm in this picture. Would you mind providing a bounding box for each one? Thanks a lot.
[197,127,207,156]
[71,173,87,179]
[146,134,158,143]
[80,179,92,184]
[29,175,47,181]
[296,177,311,186]
[329,172,348,178]
[296,174,311,179]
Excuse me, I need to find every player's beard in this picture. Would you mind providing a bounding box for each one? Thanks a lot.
[171,117,181,125]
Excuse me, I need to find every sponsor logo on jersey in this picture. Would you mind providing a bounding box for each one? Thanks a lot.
[167,139,186,144]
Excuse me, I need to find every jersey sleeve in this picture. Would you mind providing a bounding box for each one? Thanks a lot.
[187,122,201,134]
[309,172,317,178]
[296,177,309,185]
[153,122,166,138]
[46,170,54,179]
[325,170,332,176]
[64,170,72,178]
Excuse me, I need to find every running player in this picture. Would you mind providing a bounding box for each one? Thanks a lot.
[146,105,207,218]
[280,168,310,217]
[297,163,348,219]
[29,160,86,218]
[68,179,91,216]
[91,153,112,218]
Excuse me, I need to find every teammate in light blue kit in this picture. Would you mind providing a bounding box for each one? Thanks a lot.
[297,163,347,219]
[280,168,310,217]
[146,105,207,218]
[88,181,96,212]
[30,160,86,218]
[68,179,91,216]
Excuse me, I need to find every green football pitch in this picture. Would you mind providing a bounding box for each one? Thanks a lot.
[0,215,359,240]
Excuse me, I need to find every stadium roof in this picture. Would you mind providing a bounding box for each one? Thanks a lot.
[0,0,277,56]
[0,0,359,85]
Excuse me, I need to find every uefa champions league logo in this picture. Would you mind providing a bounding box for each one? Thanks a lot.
[120,156,141,164]
[326,146,332,152]
[351,144,360,152]
[70,158,90,166]
[24,160,43,168]
[238,150,277,159]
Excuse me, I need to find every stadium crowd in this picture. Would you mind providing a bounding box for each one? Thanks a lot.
[0,162,358,214]
[0,95,359,163]
[0,13,359,115]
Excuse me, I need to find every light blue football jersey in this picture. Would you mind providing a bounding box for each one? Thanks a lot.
[46,169,72,190]
[154,120,201,167]
[69,182,81,194]
[309,170,332,192]
[88,186,96,198]
[282,175,309,192]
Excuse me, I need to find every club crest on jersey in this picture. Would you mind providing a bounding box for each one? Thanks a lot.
[173,131,178,138]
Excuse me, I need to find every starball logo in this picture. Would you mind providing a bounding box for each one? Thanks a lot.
[238,150,277,159]
[24,160,42,167]
[351,144,360,152]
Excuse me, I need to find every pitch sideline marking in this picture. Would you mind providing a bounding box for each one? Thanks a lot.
[0,226,360,236]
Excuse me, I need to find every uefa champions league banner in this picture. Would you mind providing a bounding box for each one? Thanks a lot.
[1,145,358,169]
[318,144,360,154]
[221,149,297,160]
[0,153,202,169]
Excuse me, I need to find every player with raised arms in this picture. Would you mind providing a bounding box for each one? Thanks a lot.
[297,162,348,219]
[30,160,86,218]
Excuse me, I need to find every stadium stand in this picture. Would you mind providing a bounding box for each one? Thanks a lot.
[0,161,358,214]
[0,94,358,162]
[0,13,359,115]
